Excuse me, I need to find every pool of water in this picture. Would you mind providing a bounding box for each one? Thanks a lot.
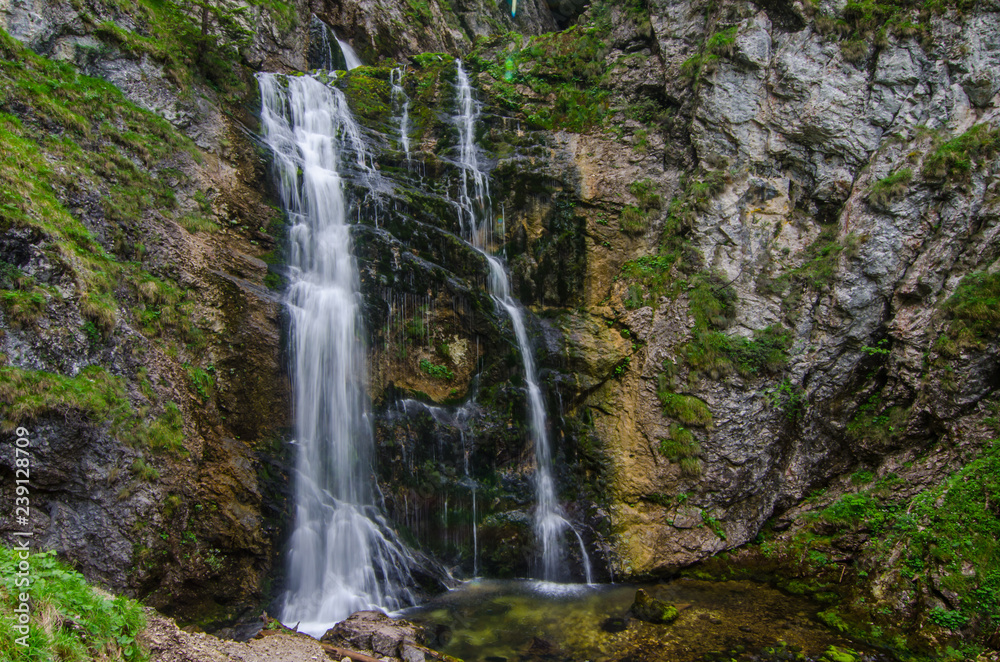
[402,578,885,662]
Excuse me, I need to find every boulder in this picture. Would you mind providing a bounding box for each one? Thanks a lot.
[629,589,679,625]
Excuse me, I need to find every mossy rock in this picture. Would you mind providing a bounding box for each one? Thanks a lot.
[629,589,679,624]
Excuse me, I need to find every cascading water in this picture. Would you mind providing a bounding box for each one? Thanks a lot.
[336,34,363,70]
[390,68,412,165]
[258,71,417,637]
[453,61,592,584]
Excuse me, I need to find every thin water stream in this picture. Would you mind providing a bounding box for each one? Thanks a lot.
[453,61,591,583]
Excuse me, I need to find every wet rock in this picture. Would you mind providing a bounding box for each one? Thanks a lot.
[321,611,427,660]
[629,589,679,625]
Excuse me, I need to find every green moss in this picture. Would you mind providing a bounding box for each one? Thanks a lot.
[0,547,147,661]
[469,22,611,132]
[341,69,392,125]
[821,645,859,662]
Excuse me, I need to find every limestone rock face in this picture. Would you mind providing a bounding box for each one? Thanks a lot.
[469,0,1000,578]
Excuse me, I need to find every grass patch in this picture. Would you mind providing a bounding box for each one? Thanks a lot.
[943,271,1000,344]
[139,402,186,455]
[657,386,712,427]
[0,547,146,661]
[0,365,131,431]
[1,289,46,325]
[867,168,912,207]
[659,424,703,476]
[131,457,160,481]
[922,124,1000,186]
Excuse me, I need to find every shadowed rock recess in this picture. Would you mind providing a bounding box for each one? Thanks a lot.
[0,0,998,657]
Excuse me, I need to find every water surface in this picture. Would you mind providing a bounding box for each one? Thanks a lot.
[404,579,882,662]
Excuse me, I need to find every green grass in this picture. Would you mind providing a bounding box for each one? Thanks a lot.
[867,168,912,207]
[1,289,46,325]
[185,365,215,401]
[0,365,132,431]
[619,205,648,234]
[657,387,712,427]
[131,456,160,481]
[659,424,703,476]
[943,271,1000,343]
[138,402,186,455]
[0,547,146,661]
[922,124,1000,185]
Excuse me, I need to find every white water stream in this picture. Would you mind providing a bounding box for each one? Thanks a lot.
[258,72,417,637]
[453,62,592,584]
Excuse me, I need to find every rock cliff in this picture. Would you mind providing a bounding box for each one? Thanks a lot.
[1,0,998,653]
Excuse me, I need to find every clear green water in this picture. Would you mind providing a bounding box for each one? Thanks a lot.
[403,579,883,662]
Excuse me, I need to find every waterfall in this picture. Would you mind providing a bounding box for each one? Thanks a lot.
[258,72,417,638]
[452,61,592,584]
[336,34,363,70]
[390,68,412,165]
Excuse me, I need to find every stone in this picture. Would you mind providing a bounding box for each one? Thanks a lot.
[629,589,680,624]
[321,611,426,660]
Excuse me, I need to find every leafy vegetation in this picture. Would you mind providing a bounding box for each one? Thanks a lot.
[419,358,454,381]
[732,440,1000,656]
[812,0,976,59]
[680,26,737,88]
[0,547,146,661]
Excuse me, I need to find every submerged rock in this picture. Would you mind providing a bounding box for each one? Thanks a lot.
[629,589,679,625]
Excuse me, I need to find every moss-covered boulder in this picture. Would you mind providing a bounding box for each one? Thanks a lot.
[629,589,679,624]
